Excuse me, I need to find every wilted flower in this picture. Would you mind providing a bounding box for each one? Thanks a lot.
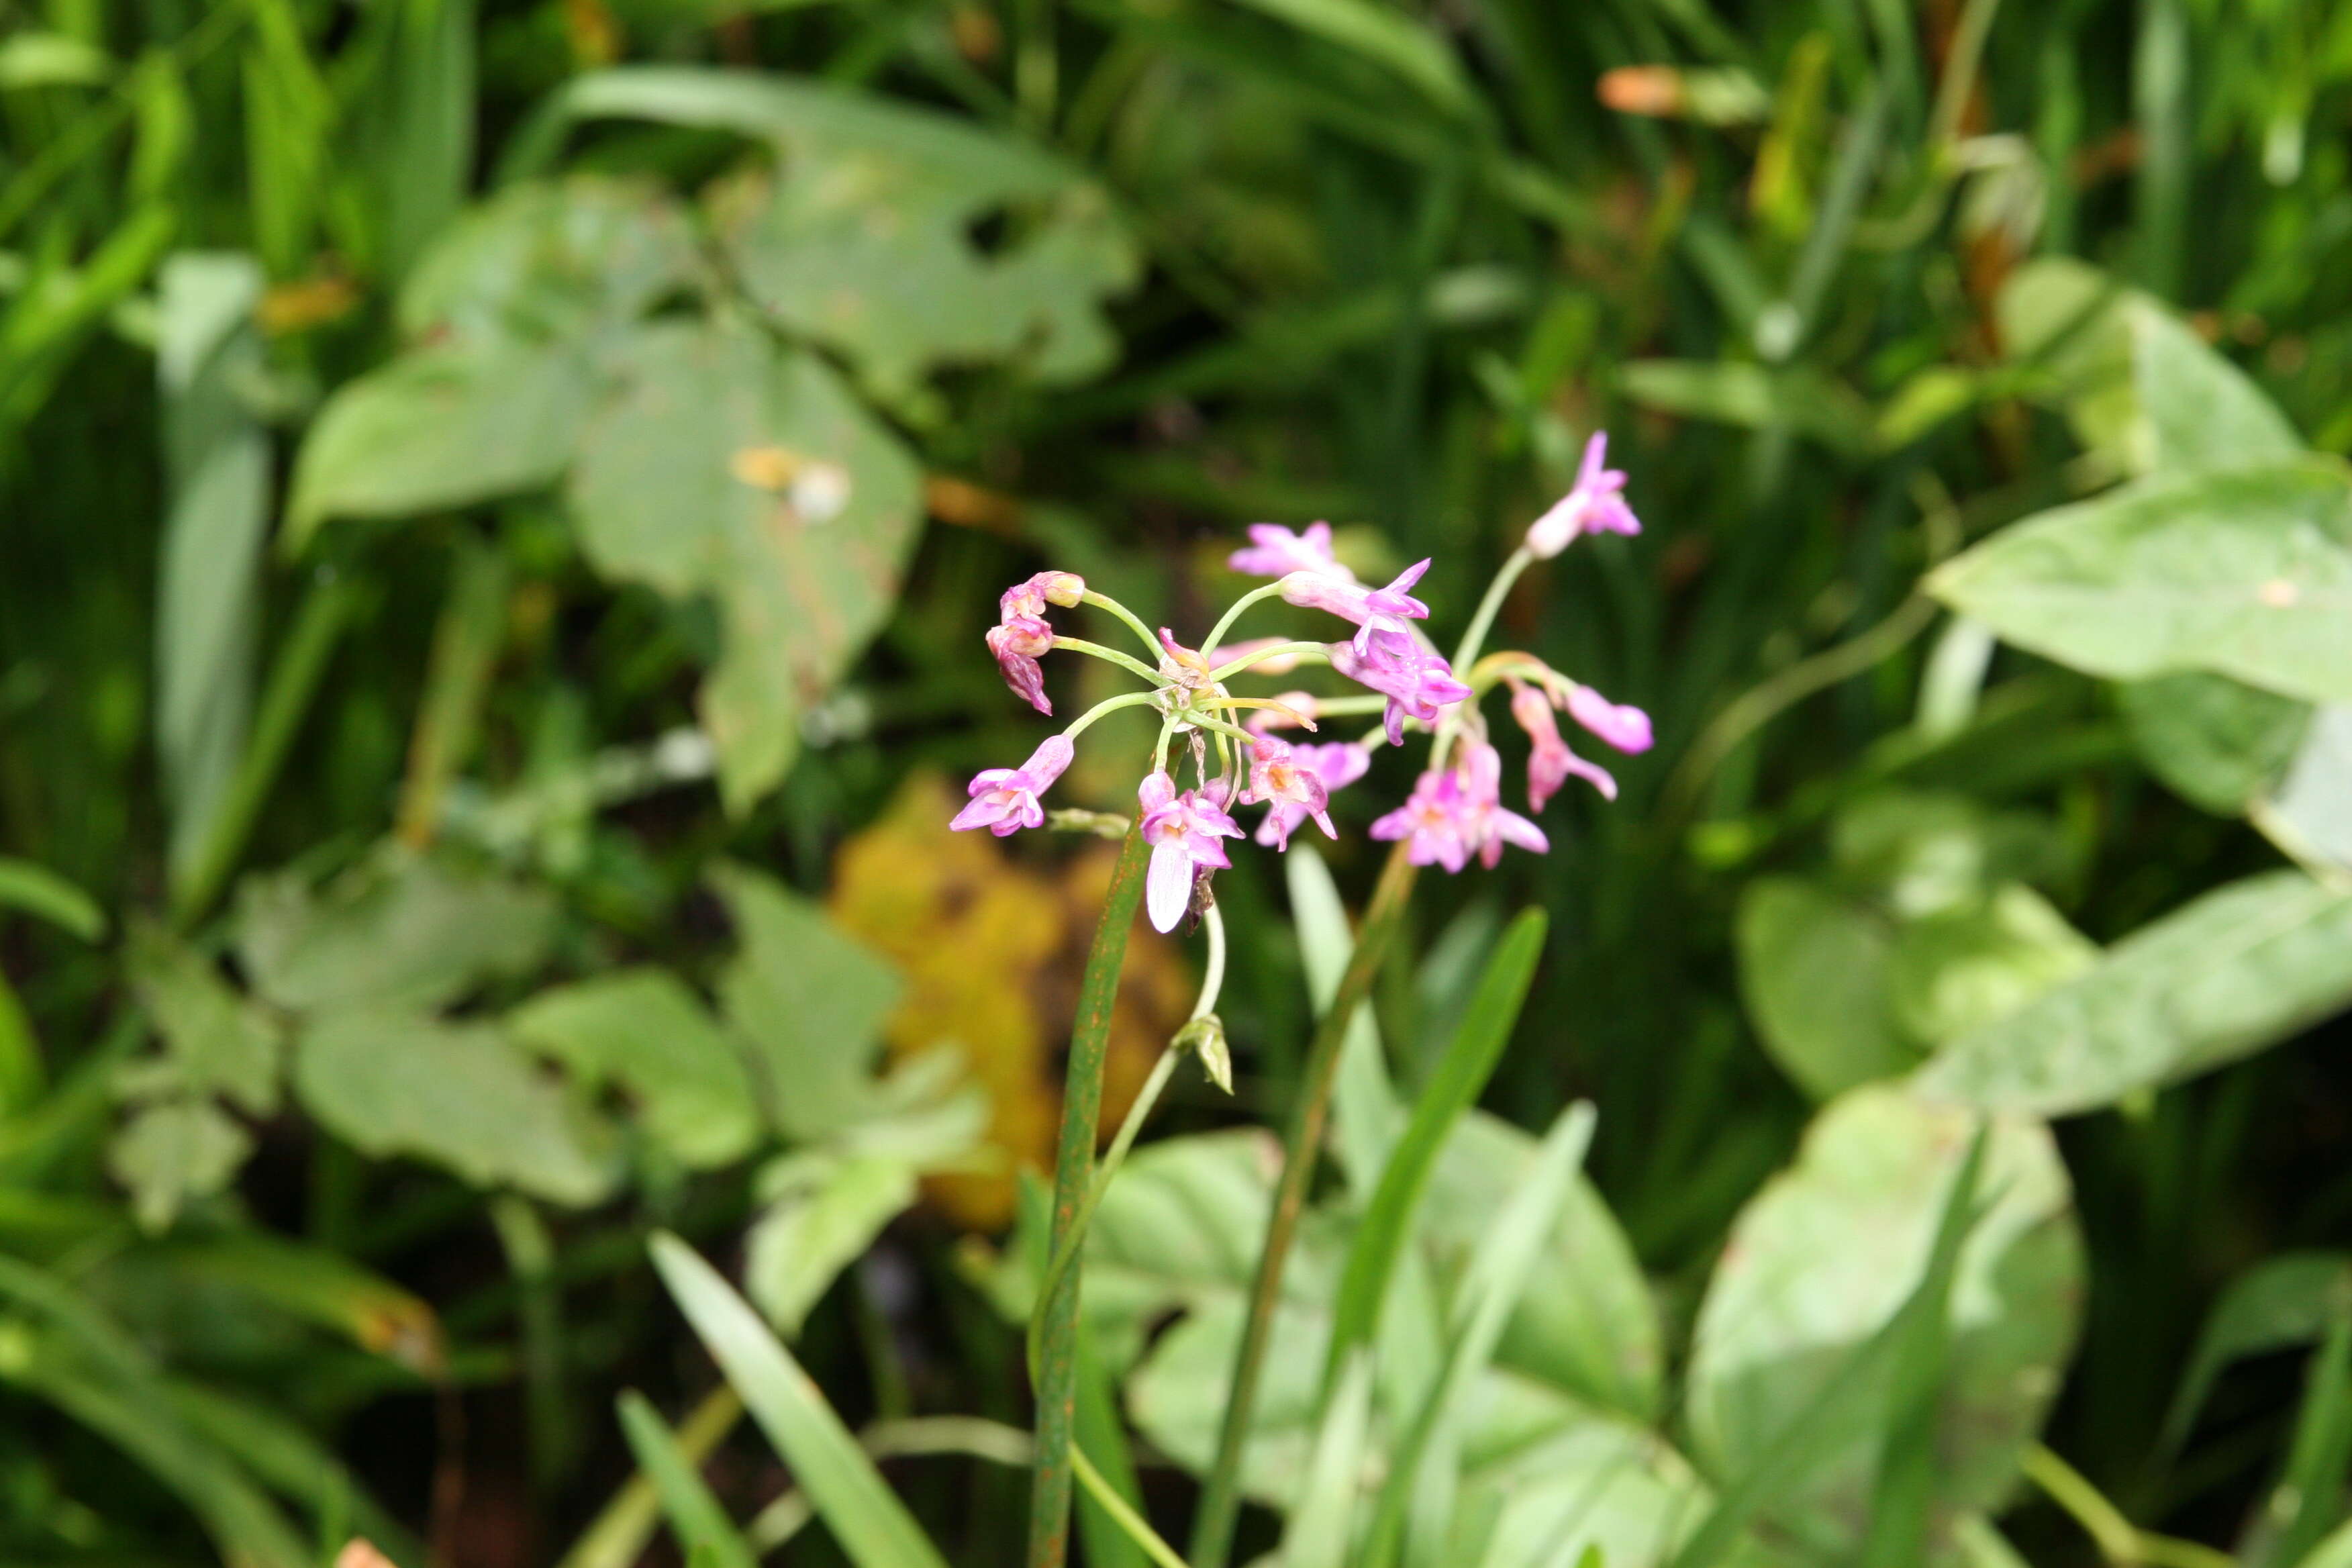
[1252,741,1370,850]
[1138,770,1245,932]
[1564,683,1653,753]
[1229,522,1353,581]
[1512,684,1616,809]
[1001,571,1085,621]
[1279,559,1432,656]
[1328,638,1471,745]
[986,617,1055,714]
[950,735,1075,836]
[1525,432,1641,558]
[1371,743,1547,871]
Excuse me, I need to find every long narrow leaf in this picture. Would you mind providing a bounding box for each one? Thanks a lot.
[617,1389,759,1568]
[649,1232,950,1568]
[1322,908,1548,1393]
[1283,1351,1376,1568]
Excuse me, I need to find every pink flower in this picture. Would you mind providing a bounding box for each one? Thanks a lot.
[1251,740,1370,850]
[950,735,1075,836]
[1525,432,1641,558]
[1230,522,1353,581]
[1512,685,1617,810]
[986,617,1055,714]
[1327,638,1471,746]
[1000,571,1085,621]
[1139,771,1246,932]
[1371,744,1548,872]
[1279,560,1432,657]
[1565,683,1652,752]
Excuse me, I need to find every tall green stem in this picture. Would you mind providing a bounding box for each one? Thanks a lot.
[1189,841,1419,1568]
[1026,826,1151,1568]
[1449,545,1532,672]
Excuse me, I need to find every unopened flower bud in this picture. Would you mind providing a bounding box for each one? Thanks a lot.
[1175,1014,1233,1094]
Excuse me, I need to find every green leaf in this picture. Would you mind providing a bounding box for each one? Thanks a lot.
[154,252,270,892]
[1685,1085,2082,1563]
[293,1009,616,1204]
[1926,461,2352,705]
[397,175,703,348]
[744,1154,916,1334]
[510,970,763,1169]
[1283,1351,1375,1568]
[1736,877,1914,1100]
[105,1099,253,1232]
[528,67,1140,397]
[2261,705,2352,873]
[286,338,595,540]
[236,846,556,1014]
[569,322,924,808]
[2119,672,2310,815]
[648,1232,951,1568]
[0,855,106,941]
[1323,909,1547,1392]
[127,919,283,1114]
[616,1389,759,1568]
[2130,302,2302,474]
[2162,1253,2352,1456]
[1288,844,1403,1193]
[1422,1112,1662,1424]
[1449,1418,1744,1568]
[1618,359,1875,456]
[1912,871,2352,1116]
[1886,886,2099,1046]
[709,863,902,1138]
[1222,0,1474,116]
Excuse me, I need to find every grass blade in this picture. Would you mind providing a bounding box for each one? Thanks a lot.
[616,1389,758,1568]
[648,1231,950,1568]
[1283,1351,1375,1568]
[1320,908,1547,1394]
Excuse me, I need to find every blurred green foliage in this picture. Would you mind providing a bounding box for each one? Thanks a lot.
[7,0,2352,1563]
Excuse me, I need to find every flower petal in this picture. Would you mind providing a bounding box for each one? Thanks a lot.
[1146,843,1193,932]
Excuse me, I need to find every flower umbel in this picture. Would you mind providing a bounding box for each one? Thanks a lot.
[1139,771,1245,932]
[1327,638,1471,746]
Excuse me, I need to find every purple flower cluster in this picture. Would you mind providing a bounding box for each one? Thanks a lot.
[950,431,1653,933]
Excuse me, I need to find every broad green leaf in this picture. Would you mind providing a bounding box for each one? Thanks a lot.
[1451,1419,1747,1568]
[293,1010,616,1204]
[0,855,106,941]
[1423,1111,1662,1424]
[649,1232,951,1568]
[1912,871,2352,1116]
[530,68,1140,397]
[1997,258,2299,479]
[1886,886,2099,1046]
[127,920,282,1114]
[509,970,763,1169]
[1736,877,1913,1100]
[1686,1085,2081,1563]
[569,322,923,807]
[154,252,269,891]
[1323,909,1547,1391]
[236,846,556,1014]
[287,338,595,539]
[1828,789,2069,920]
[2120,673,2310,814]
[2130,303,2302,474]
[1927,461,2352,705]
[2261,705,2352,872]
[743,1154,916,1334]
[708,863,902,1139]
[2163,1253,2352,1455]
[616,1389,758,1568]
[398,175,703,347]
[106,1099,253,1232]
